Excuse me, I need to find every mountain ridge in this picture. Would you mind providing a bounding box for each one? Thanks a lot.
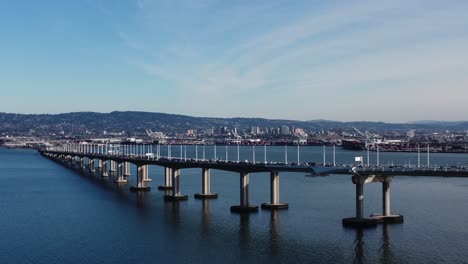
[0,111,467,136]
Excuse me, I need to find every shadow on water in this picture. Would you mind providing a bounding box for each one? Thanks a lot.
[164,200,181,230]
[379,224,393,264]
[269,210,280,256]
[200,199,211,235]
[353,225,393,264]
[237,213,251,256]
[353,228,365,264]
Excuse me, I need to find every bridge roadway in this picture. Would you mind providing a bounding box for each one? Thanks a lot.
[40,149,468,228]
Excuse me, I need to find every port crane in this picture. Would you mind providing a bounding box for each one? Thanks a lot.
[352,127,379,148]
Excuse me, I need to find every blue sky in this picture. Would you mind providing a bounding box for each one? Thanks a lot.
[0,0,467,122]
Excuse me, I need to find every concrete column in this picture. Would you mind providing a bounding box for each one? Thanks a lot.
[158,167,172,190]
[89,159,95,172]
[143,165,151,182]
[115,162,126,183]
[195,168,218,199]
[102,160,108,177]
[124,162,131,176]
[172,168,180,195]
[271,172,279,204]
[98,160,103,169]
[240,172,249,207]
[342,175,378,228]
[203,168,210,194]
[137,165,144,187]
[383,181,390,216]
[164,168,188,200]
[356,182,364,219]
[130,165,150,191]
[109,160,116,172]
[80,158,85,169]
[261,172,288,209]
[230,172,258,213]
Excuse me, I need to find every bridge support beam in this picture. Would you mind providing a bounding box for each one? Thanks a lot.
[130,165,151,192]
[158,167,172,190]
[164,168,188,201]
[98,160,103,169]
[114,162,127,183]
[261,172,288,209]
[102,160,108,177]
[231,172,258,213]
[195,168,218,199]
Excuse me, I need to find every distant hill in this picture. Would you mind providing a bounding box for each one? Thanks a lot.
[0,111,467,136]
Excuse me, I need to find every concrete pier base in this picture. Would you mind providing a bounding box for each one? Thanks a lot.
[164,194,189,201]
[230,205,259,213]
[130,186,151,192]
[370,213,404,224]
[114,179,128,183]
[194,193,219,199]
[342,217,378,228]
[261,203,289,209]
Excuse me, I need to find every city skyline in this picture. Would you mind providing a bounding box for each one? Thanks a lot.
[1,0,467,122]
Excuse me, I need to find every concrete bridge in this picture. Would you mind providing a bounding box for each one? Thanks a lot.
[39,146,468,228]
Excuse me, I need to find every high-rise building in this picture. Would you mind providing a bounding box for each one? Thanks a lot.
[280,125,290,135]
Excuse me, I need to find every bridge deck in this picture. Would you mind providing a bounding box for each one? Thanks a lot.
[40,150,468,177]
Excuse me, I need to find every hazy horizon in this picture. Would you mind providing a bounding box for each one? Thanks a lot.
[1,1,467,122]
[1,110,467,124]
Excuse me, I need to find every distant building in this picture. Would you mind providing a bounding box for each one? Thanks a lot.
[186,129,197,136]
[280,125,290,135]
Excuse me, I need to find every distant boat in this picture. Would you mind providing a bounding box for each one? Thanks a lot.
[341,139,365,150]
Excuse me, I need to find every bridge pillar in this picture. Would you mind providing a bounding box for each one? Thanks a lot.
[130,165,151,192]
[342,175,378,228]
[89,158,95,172]
[102,160,108,177]
[124,162,131,177]
[114,162,127,183]
[164,168,188,201]
[383,180,390,216]
[231,172,258,213]
[158,167,172,190]
[98,160,103,169]
[370,177,403,224]
[143,165,151,182]
[80,158,85,169]
[109,160,116,172]
[261,172,288,209]
[195,168,218,199]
